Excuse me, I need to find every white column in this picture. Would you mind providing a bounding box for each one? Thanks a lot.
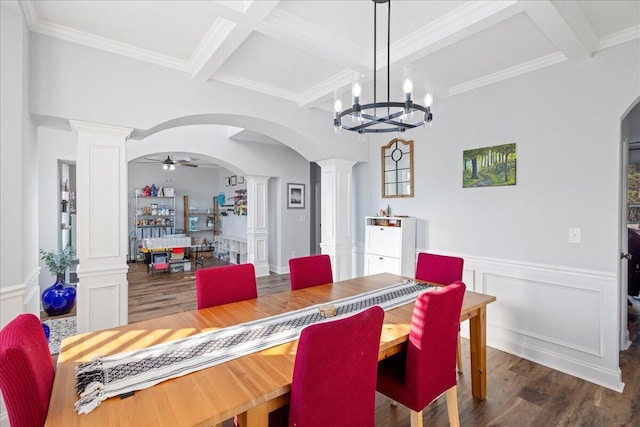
[316,159,356,281]
[71,120,132,333]
[246,176,270,277]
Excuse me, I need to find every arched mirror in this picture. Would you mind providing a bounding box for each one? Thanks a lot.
[382,138,414,198]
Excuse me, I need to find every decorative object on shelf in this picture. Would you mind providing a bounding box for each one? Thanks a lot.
[150,184,158,197]
[463,143,517,188]
[333,0,432,135]
[40,247,77,316]
[287,183,305,209]
[382,138,414,198]
[234,189,247,216]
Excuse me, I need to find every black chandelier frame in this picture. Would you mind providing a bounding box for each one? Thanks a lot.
[334,0,432,134]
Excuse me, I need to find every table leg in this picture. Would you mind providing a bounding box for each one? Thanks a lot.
[237,401,269,427]
[469,306,487,400]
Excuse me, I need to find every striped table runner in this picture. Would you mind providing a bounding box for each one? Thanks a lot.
[75,280,435,414]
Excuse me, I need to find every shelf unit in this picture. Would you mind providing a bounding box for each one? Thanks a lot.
[215,235,247,264]
[363,216,416,277]
[183,195,219,245]
[134,195,176,260]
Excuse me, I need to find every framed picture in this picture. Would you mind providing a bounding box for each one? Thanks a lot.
[238,176,245,184]
[231,175,237,186]
[287,183,305,209]
[463,143,516,188]
[225,177,231,186]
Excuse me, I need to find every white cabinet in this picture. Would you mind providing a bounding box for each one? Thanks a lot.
[364,216,416,277]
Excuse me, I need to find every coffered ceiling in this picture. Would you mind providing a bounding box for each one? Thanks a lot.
[19,1,640,113]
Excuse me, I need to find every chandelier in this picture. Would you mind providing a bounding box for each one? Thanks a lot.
[333,0,433,134]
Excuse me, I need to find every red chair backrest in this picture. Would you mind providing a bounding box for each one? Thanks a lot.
[0,313,55,427]
[195,263,257,309]
[289,254,333,290]
[415,252,464,285]
[406,281,466,409]
[288,306,384,427]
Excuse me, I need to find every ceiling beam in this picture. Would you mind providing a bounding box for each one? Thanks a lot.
[520,0,597,62]
[191,1,280,81]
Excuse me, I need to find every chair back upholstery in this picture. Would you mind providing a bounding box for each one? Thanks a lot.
[406,281,466,410]
[0,313,55,427]
[415,252,464,285]
[288,306,384,427]
[195,263,257,309]
[288,254,333,290]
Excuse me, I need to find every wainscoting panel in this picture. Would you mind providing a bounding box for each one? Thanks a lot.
[459,254,623,392]
[484,273,601,355]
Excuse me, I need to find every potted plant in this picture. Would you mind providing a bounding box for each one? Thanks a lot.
[40,246,77,316]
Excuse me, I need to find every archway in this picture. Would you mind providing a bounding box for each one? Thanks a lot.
[620,96,640,350]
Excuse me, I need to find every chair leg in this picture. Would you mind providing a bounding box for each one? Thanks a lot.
[410,409,423,427]
[446,386,460,427]
[456,333,463,373]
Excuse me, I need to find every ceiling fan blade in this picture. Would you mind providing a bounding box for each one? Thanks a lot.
[177,160,198,167]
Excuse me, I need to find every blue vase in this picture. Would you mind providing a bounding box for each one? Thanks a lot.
[42,274,76,316]
[42,322,50,342]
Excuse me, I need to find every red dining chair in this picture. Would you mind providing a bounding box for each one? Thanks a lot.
[376,281,466,427]
[0,313,55,427]
[415,252,465,373]
[285,305,385,427]
[288,254,333,290]
[195,263,257,309]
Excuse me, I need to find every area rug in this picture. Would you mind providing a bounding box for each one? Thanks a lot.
[43,316,77,355]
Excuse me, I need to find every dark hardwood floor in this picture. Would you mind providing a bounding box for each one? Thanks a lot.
[122,260,639,426]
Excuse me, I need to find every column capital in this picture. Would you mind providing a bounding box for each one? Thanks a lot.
[70,120,133,138]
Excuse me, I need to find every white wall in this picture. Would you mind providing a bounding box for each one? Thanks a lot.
[354,40,640,392]
[0,2,38,425]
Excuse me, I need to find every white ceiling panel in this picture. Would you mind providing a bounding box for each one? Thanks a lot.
[34,0,223,60]
[410,12,559,89]
[217,31,345,93]
[579,0,640,38]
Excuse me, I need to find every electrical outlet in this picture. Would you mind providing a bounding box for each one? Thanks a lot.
[568,228,581,243]
[300,215,306,222]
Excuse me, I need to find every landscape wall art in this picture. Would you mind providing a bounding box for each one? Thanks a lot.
[463,143,516,188]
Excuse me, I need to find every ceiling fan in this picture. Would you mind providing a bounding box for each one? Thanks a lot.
[150,155,199,169]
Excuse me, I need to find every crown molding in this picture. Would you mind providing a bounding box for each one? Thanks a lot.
[298,70,354,109]
[595,25,640,52]
[449,51,567,96]
[213,72,300,103]
[31,19,191,72]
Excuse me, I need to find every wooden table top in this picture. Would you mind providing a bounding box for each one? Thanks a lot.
[45,273,496,427]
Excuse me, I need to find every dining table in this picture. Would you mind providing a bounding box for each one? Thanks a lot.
[45,272,496,427]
